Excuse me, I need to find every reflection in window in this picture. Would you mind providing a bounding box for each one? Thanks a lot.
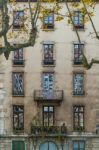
[73,141,85,150]
[13,49,24,65]
[12,72,24,96]
[13,11,24,29]
[13,105,24,131]
[43,106,54,126]
[43,44,54,65]
[73,11,84,29]
[73,106,84,131]
[74,44,84,65]
[43,12,54,29]
[73,73,84,95]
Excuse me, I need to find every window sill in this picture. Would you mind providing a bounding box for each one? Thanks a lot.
[72,93,85,97]
[12,95,25,97]
[42,28,55,31]
[73,27,85,31]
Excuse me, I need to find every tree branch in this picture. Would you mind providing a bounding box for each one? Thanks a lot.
[65,0,99,69]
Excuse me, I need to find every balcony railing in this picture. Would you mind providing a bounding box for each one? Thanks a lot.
[34,90,63,103]
[31,125,67,135]
[74,60,83,65]
[43,59,55,66]
[13,59,25,66]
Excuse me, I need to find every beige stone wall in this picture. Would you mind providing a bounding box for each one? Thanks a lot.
[0,2,99,137]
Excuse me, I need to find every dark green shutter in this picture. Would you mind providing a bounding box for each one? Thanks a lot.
[12,141,25,150]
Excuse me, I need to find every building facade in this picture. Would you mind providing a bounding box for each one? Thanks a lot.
[0,0,99,150]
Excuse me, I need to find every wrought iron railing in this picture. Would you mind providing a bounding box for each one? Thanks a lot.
[43,60,55,66]
[31,125,67,135]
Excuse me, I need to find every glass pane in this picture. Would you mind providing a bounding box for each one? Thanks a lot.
[13,11,24,28]
[73,73,84,95]
[13,73,24,95]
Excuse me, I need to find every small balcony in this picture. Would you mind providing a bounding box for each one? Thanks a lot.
[74,60,83,65]
[43,59,55,66]
[31,125,67,136]
[34,90,63,103]
[13,59,25,66]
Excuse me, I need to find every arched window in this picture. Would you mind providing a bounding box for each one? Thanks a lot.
[39,141,58,150]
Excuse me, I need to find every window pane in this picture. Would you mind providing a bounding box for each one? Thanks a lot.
[73,11,84,28]
[74,44,84,64]
[12,73,24,96]
[73,106,84,130]
[43,106,54,126]
[13,105,24,130]
[13,11,24,28]
[73,73,84,95]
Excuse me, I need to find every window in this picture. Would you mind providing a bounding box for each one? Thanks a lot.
[13,49,24,65]
[74,44,84,65]
[43,12,54,29]
[13,105,24,131]
[12,72,24,96]
[12,141,25,150]
[57,0,80,2]
[13,11,24,29]
[0,109,5,135]
[73,106,84,131]
[43,44,54,65]
[73,73,84,95]
[42,72,54,99]
[73,141,85,150]
[15,0,36,2]
[73,11,84,29]
[43,106,54,126]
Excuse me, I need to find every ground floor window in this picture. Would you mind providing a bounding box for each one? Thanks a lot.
[39,141,58,150]
[12,141,25,150]
[73,141,85,150]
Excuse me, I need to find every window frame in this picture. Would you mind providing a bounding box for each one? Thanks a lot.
[13,105,24,131]
[73,11,84,29]
[73,43,84,65]
[73,72,85,96]
[15,0,37,2]
[73,140,85,150]
[43,43,55,66]
[12,72,24,96]
[43,12,54,30]
[13,48,24,66]
[73,106,84,131]
[12,141,25,150]
[13,11,24,29]
[43,106,54,126]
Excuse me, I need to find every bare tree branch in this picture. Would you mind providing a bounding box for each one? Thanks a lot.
[65,0,99,69]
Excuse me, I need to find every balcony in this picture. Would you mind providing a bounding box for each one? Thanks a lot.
[74,60,83,65]
[31,125,67,136]
[13,59,25,66]
[34,90,63,103]
[43,59,55,66]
